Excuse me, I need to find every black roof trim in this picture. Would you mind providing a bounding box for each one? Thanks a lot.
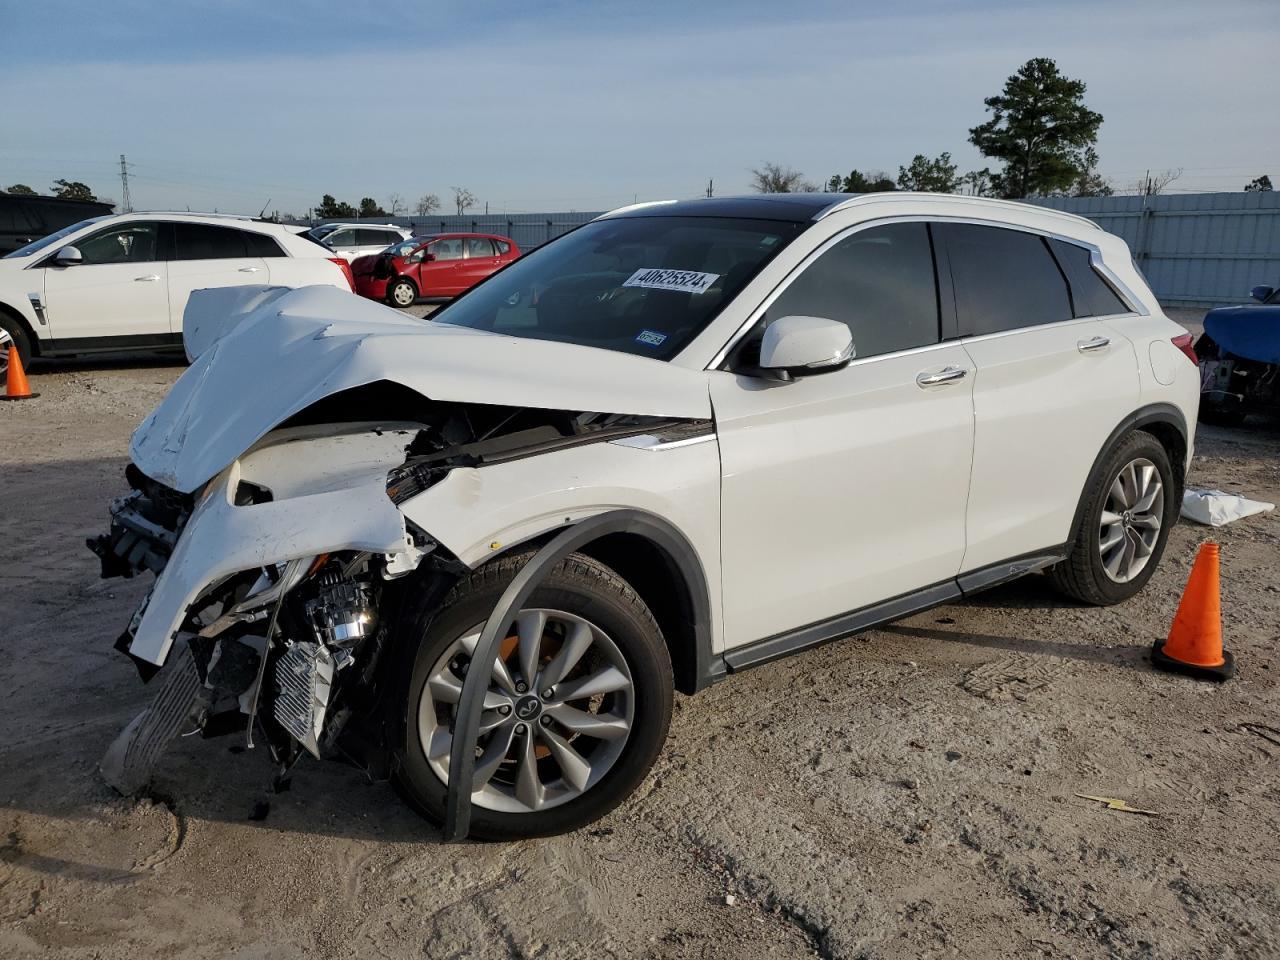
[601,194,851,223]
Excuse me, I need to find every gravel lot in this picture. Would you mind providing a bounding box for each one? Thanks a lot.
[2,309,1278,959]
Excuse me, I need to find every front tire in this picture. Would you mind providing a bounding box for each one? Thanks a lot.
[387,277,417,308]
[394,551,674,840]
[0,316,33,375]
[1049,430,1177,605]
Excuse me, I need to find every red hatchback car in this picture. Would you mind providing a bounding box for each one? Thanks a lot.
[352,232,520,308]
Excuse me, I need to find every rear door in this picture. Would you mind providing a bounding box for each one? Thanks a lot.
[41,220,171,344]
[937,222,1141,572]
[461,236,500,290]
[166,222,271,333]
[355,228,396,259]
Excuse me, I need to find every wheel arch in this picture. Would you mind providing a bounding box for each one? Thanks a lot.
[1070,403,1189,537]
[0,300,41,357]
[487,511,716,696]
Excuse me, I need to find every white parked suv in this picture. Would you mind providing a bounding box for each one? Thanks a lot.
[0,212,355,369]
[306,222,411,261]
[91,193,1199,840]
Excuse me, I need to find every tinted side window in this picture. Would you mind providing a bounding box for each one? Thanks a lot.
[465,237,495,258]
[431,238,464,261]
[326,229,356,247]
[173,223,251,260]
[942,224,1073,335]
[495,240,511,254]
[77,222,159,264]
[1048,239,1130,317]
[764,222,939,359]
[356,229,392,246]
[243,230,284,257]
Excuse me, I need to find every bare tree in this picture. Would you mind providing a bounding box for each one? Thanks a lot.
[959,168,995,196]
[415,193,441,216]
[750,162,806,193]
[1131,168,1183,196]
[387,192,406,217]
[451,186,476,215]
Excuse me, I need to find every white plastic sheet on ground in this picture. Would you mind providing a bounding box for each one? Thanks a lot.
[1181,488,1276,527]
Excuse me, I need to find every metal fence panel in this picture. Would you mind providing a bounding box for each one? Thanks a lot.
[302,192,1280,308]
[1029,192,1280,308]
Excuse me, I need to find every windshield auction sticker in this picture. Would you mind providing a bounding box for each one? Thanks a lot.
[623,268,720,295]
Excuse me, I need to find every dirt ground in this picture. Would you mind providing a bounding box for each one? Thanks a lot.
[2,311,1278,959]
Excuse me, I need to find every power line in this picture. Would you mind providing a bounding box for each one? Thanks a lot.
[119,154,132,213]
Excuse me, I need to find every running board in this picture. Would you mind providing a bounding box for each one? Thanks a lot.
[721,548,1068,674]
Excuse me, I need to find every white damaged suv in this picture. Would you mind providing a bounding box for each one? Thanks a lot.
[92,193,1199,839]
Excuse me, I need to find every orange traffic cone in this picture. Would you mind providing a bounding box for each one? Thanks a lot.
[1,344,38,401]
[1152,542,1234,681]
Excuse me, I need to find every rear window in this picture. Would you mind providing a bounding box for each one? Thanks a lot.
[173,223,256,260]
[941,223,1073,335]
[1047,239,1130,317]
[357,228,396,246]
[433,216,805,360]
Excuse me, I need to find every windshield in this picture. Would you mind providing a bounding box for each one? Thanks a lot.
[386,240,422,258]
[3,217,110,259]
[432,216,804,360]
[307,225,338,241]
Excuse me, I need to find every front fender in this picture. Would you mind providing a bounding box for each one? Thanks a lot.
[396,436,725,650]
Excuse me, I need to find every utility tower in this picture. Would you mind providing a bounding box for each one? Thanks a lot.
[119,154,132,213]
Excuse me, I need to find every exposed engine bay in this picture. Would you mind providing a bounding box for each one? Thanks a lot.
[91,399,710,783]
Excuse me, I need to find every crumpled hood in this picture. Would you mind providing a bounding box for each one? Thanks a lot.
[131,284,711,492]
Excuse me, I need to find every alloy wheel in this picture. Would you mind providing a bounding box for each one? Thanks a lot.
[418,608,635,813]
[1098,457,1164,583]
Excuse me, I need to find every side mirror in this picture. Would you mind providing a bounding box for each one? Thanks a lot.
[421,252,436,262]
[758,315,854,377]
[53,245,83,266]
[1250,285,1274,303]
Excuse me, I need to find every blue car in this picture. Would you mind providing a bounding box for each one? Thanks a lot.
[1196,283,1280,425]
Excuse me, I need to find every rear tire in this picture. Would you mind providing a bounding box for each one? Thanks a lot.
[394,550,674,840]
[387,277,417,308]
[1049,430,1177,605]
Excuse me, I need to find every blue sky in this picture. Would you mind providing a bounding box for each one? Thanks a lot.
[2,0,1276,215]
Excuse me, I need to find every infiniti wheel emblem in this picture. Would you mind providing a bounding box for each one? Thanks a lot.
[514,695,542,721]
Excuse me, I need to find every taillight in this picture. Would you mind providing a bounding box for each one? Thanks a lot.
[1171,332,1197,365]
[328,257,355,292]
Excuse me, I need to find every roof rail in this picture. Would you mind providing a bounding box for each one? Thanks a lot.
[127,210,258,221]
[595,199,678,220]
[813,192,1101,230]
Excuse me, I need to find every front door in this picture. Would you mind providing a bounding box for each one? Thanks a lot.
[461,236,501,291]
[324,228,361,261]
[41,220,171,346]
[418,236,466,296]
[714,222,976,647]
